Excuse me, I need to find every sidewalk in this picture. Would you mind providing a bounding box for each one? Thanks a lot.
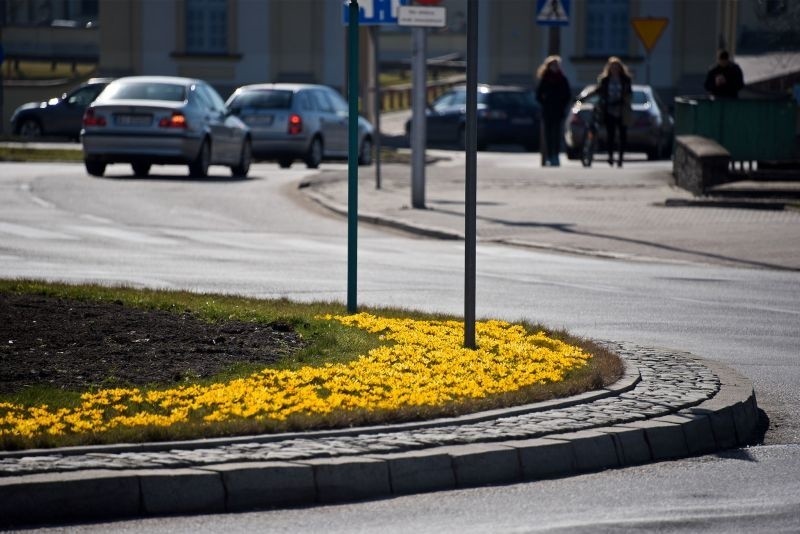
[304,150,800,270]
[0,343,759,527]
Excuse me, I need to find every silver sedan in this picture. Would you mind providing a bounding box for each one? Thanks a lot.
[81,76,251,178]
[226,83,374,169]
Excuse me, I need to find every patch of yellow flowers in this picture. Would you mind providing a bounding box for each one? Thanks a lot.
[0,314,590,440]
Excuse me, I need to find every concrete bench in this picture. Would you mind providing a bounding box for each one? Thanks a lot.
[673,135,731,195]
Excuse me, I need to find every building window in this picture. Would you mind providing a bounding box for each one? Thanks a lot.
[3,0,98,27]
[585,0,629,57]
[764,0,787,16]
[186,0,227,54]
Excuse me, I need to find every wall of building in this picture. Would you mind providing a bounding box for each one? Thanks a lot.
[672,0,720,97]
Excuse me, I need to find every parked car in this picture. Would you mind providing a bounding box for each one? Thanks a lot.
[81,76,251,178]
[405,84,541,151]
[10,78,113,140]
[226,83,374,168]
[564,84,674,161]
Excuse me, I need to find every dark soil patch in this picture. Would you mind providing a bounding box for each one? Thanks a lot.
[0,293,305,395]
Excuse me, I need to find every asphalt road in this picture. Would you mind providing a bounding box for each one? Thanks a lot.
[1,159,798,531]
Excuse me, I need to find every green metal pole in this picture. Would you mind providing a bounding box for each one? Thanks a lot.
[348,1,359,313]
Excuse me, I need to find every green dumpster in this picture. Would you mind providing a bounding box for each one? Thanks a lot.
[674,96,797,162]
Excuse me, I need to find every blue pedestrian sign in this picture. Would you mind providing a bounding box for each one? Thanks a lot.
[343,0,410,26]
[536,0,570,26]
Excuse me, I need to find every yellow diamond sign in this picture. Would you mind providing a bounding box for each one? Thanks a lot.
[631,17,668,53]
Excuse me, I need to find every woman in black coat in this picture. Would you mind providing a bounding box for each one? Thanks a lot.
[596,56,633,167]
[535,55,572,167]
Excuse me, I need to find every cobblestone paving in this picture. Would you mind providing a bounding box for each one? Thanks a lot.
[0,342,720,476]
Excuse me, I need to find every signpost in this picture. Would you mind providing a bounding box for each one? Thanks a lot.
[343,0,406,24]
[631,17,668,85]
[399,0,445,210]
[536,0,570,26]
[398,5,446,27]
[347,1,360,313]
[343,0,410,192]
[0,42,4,136]
[464,0,477,349]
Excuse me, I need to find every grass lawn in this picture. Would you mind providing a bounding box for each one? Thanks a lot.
[0,146,83,162]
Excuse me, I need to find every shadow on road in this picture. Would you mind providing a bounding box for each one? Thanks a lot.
[428,207,797,271]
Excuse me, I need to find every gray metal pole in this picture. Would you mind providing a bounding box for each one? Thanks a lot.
[411,26,426,209]
[464,0,478,350]
[371,25,382,190]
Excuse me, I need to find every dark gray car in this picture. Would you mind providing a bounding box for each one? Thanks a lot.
[10,78,113,140]
[405,84,542,151]
[226,83,374,168]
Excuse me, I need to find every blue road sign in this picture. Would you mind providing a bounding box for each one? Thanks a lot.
[536,0,570,26]
[342,0,410,26]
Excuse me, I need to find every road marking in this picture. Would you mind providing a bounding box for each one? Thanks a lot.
[67,225,178,246]
[0,222,78,240]
[19,183,55,209]
[79,214,115,225]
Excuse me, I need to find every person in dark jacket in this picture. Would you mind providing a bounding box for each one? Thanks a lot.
[596,56,633,168]
[535,55,572,167]
[704,49,745,98]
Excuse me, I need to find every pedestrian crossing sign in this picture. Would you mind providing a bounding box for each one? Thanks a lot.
[536,0,570,26]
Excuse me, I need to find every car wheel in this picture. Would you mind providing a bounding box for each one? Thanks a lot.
[189,139,210,177]
[458,125,466,150]
[18,119,43,138]
[132,162,151,177]
[231,139,251,178]
[278,157,293,169]
[85,160,106,177]
[358,136,373,166]
[305,137,323,169]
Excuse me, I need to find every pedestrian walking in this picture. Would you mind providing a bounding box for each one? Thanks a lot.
[535,55,572,167]
[704,49,745,98]
[596,56,632,168]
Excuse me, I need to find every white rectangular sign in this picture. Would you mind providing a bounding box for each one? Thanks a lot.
[398,5,446,28]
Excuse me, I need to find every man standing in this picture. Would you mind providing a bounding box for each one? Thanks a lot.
[704,49,745,98]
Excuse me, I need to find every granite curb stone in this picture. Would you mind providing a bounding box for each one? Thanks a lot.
[0,346,760,528]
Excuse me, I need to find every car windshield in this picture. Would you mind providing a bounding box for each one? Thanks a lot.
[433,90,533,110]
[632,90,649,105]
[230,90,293,110]
[98,82,186,102]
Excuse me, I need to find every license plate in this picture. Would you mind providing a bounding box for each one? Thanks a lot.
[511,118,533,125]
[246,115,274,126]
[115,114,152,127]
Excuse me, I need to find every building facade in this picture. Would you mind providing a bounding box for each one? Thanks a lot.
[2,0,798,128]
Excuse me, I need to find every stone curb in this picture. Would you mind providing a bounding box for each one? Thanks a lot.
[301,179,800,270]
[0,353,758,528]
[302,185,463,242]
